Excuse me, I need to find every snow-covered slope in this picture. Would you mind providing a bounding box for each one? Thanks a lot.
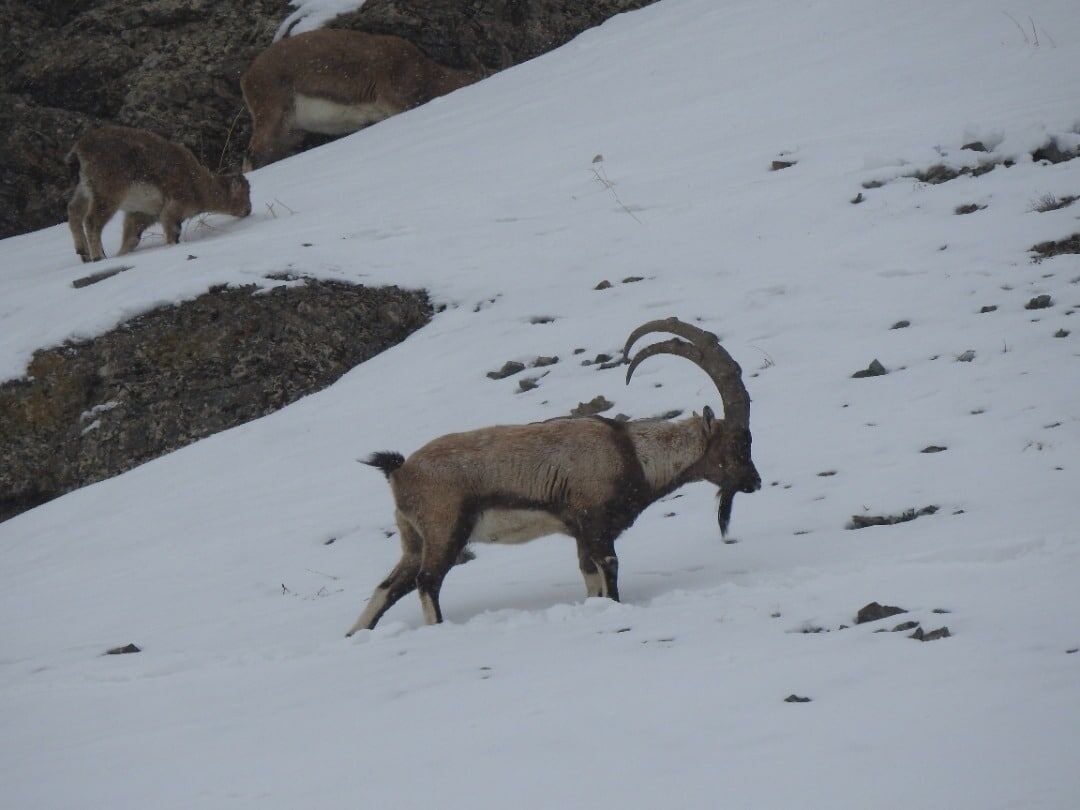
[2,1,1079,807]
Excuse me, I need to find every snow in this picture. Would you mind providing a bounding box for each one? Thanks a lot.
[2,0,1079,807]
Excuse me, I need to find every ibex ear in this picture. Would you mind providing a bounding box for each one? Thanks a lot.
[702,405,716,433]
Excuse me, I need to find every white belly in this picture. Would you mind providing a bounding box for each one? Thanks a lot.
[469,508,569,545]
[293,94,400,135]
[119,183,164,215]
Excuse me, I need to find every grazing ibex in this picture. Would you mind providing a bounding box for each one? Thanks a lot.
[346,318,761,634]
[67,125,251,262]
[241,29,488,169]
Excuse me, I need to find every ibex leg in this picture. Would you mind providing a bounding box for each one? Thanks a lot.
[346,517,422,635]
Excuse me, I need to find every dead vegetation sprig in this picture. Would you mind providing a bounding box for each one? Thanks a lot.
[589,154,643,224]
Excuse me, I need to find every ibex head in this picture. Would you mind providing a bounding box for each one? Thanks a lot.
[222,172,252,218]
[624,317,761,535]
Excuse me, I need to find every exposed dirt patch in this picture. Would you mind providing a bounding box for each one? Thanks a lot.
[1032,234,1080,260]
[913,160,1011,185]
[0,281,431,522]
[954,203,986,215]
[1031,139,1080,165]
[1031,193,1078,213]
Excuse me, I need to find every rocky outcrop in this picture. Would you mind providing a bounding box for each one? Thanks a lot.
[0,281,432,522]
[327,0,658,71]
[1,0,656,239]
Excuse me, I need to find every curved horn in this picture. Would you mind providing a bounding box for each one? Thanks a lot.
[623,317,750,430]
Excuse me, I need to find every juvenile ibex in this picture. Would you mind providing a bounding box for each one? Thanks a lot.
[346,318,761,634]
[241,29,488,169]
[67,125,251,262]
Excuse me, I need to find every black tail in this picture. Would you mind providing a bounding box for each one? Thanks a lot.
[66,148,80,183]
[363,451,405,478]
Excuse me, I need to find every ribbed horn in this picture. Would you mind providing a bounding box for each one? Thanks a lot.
[623,317,750,430]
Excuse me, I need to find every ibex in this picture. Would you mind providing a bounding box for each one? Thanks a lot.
[346,318,761,635]
[241,29,488,169]
[67,125,251,263]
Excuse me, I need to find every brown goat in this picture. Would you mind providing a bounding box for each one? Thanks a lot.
[241,29,487,169]
[346,318,761,634]
[67,125,251,263]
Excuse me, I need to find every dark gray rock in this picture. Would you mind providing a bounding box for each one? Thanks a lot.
[855,602,907,624]
[105,643,141,655]
[852,359,887,378]
[0,281,431,522]
[910,626,951,642]
[487,361,526,380]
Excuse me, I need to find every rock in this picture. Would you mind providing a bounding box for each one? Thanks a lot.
[71,264,134,289]
[979,305,997,313]
[962,141,988,152]
[956,349,976,362]
[892,620,920,632]
[621,276,644,284]
[851,359,887,378]
[104,643,141,655]
[847,505,938,530]
[890,320,910,329]
[1055,329,1070,338]
[850,192,864,204]
[855,602,907,624]
[954,203,984,215]
[784,694,812,703]
[910,626,951,642]
[771,160,796,171]
[594,280,613,290]
[517,376,540,393]
[1025,295,1054,310]
[570,395,613,417]
[921,445,947,453]
[0,281,431,522]
[532,355,559,368]
[487,361,525,380]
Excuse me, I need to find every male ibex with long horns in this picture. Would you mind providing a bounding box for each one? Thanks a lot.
[346,318,761,634]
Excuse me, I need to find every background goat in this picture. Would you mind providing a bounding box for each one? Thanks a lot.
[347,317,761,634]
[241,29,488,170]
[67,125,251,262]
